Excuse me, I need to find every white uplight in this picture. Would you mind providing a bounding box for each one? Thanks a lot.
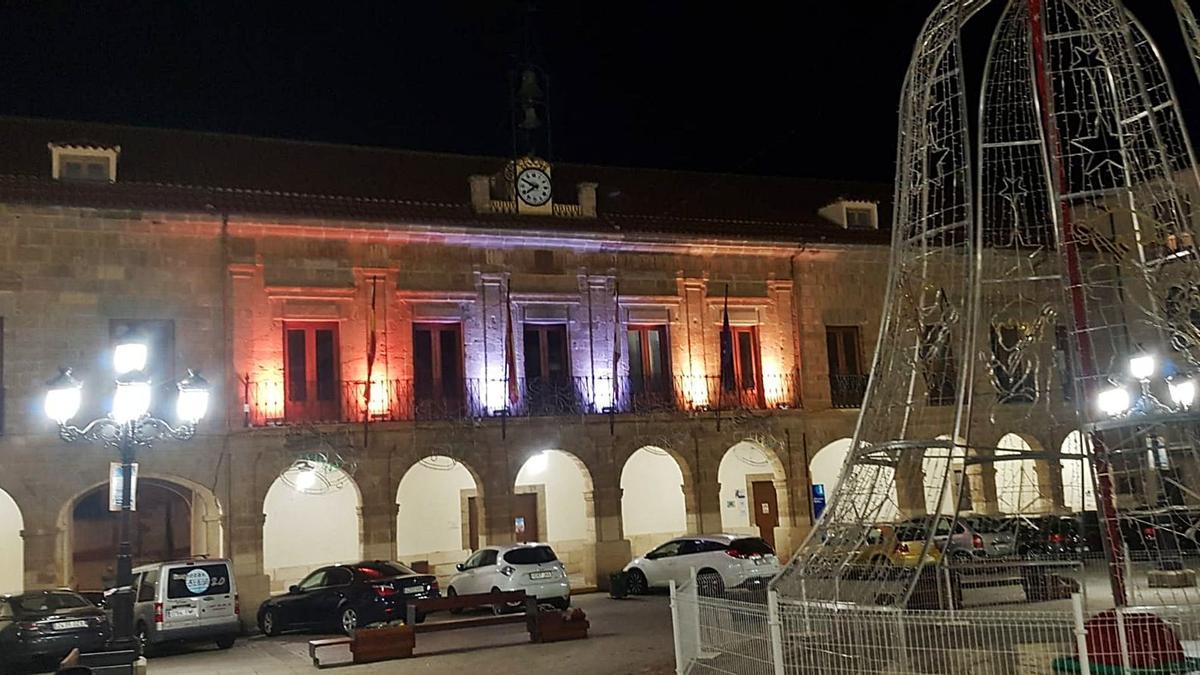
[1170,378,1197,410]
[293,464,318,491]
[113,342,148,375]
[112,381,152,423]
[1097,386,1131,417]
[525,451,549,476]
[1129,354,1156,381]
[44,373,82,424]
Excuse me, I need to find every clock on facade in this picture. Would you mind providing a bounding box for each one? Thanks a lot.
[516,168,552,206]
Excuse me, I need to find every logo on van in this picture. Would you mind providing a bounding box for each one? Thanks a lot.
[184,568,211,595]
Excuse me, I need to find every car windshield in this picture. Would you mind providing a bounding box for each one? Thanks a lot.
[729,538,774,556]
[503,546,557,565]
[356,562,417,579]
[14,592,91,616]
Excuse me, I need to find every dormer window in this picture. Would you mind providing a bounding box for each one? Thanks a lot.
[48,143,120,182]
[819,199,879,230]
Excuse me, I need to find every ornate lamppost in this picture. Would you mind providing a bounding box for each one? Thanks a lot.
[44,341,210,655]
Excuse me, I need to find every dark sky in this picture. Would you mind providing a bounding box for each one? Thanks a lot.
[0,2,1197,182]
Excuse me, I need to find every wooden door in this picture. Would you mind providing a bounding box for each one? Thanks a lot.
[751,480,779,551]
[513,493,540,543]
[467,496,480,551]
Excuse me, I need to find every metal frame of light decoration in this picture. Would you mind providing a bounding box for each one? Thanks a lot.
[774,0,1200,615]
[44,352,209,658]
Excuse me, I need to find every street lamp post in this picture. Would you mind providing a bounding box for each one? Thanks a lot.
[44,343,210,656]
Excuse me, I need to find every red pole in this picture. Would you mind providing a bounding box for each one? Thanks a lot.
[1027,0,1127,606]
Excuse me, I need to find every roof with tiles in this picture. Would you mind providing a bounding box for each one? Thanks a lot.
[0,116,893,246]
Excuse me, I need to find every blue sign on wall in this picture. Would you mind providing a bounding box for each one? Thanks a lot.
[811,484,826,520]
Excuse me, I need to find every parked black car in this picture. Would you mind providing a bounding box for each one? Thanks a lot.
[257,561,438,636]
[1004,515,1087,558]
[0,590,112,673]
[1117,508,1200,559]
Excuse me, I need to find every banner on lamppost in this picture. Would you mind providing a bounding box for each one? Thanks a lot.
[108,462,139,512]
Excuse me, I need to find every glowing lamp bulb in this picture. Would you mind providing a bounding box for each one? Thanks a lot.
[113,342,148,375]
[176,370,210,423]
[1170,378,1196,410]
[112,380,152,423]
[44,370,82,424]
[1129,354,1156,381]
[1097,386,1131,417]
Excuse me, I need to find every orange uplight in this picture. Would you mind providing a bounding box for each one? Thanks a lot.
[259,378,285,420]
[368,380,389,416]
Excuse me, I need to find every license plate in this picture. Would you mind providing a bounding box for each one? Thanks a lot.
[169,607,198,618]
[403,586,424,595]
[529,571,554,580]
[52,620,88,630]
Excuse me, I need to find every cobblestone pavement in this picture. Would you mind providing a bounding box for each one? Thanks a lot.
[145,593,676,674]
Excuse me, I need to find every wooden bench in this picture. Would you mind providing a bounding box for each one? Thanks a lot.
[309,637,352,667]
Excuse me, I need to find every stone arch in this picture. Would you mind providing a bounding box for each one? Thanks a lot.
[995,433,1052,515]
[514,448,597,587]
[394,455,487,577]
[717,439,795,553]
[620,446,692,556]
[1060,431,1097,512]
[262,465,362,593]
[809,438,853,519]
[56,473,225,591]
[0,487,23,594]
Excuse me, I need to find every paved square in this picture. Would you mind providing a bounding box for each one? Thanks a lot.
[145,593,675,674]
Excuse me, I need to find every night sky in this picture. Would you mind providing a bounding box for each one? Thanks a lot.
[0,1,1197,182]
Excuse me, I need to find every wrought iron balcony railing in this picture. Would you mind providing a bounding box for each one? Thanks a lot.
[241,372,801,427]
[829,374,869,409]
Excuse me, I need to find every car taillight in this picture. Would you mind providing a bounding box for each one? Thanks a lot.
[724,548,748,559]
[234,594,241,615]
[972,534,984,549]
[17,621,39,634]
[429,579,439,593]
[1144,526,1158,539]
[153,602,163,627]
[373,584,398,597]
[1049,533,1065,544]
[500,565,516,577]
[894,542,910,554]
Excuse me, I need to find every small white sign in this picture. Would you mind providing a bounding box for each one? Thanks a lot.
[184,568,212,595]
[108,462,139,512]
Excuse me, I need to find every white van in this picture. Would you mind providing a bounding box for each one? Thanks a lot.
[126,558,240,652]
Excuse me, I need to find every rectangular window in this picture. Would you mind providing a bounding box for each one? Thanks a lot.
[413,323,464,417]
[826,326,865,408]
[60,156,112,182]
[523,324,572,413]
[722,326,763,407]
[1055,326,1074,401]
[627,325,670,396]
[990,325,1036,403]
[283,321,340,422]
[110,319,175,418]
[920,323,957,406]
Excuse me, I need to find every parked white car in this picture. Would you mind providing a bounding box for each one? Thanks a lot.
[623,535,780,594]
[446,544,571,610]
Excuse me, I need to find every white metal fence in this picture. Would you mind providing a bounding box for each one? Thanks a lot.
[670,571,1200,675]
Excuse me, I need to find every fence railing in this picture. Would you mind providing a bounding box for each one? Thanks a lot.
[671,561,1200,675]
[242,372,801,426]
[829,374,868,408]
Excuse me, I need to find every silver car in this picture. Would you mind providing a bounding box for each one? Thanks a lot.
[123,558,239,652]
[446,544,570,610]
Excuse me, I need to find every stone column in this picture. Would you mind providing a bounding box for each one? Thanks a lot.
[358,502,398,563]
[590,485,630,591]
[1035,459,1066,514]
[694,471,724,535]
[966,457,1000,515]
[22,523,61,590]
[228,511,269,630]
[895,450,928,518]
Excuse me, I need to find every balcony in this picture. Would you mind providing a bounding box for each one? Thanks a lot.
[829,374,868,408]
[241,372,801,427]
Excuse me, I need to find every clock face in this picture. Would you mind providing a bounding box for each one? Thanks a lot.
[516,168,552,206]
